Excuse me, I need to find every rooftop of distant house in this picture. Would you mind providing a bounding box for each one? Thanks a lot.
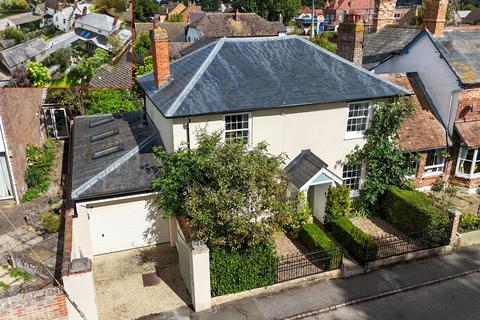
[89,45,133,88]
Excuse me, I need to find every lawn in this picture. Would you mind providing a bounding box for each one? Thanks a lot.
[50,74,80,87]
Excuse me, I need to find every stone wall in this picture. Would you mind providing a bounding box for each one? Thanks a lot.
[0,88,46,199]
[0,287,68,320]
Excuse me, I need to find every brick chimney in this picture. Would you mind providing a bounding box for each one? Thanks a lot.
[423,0,447,36]
[113,16,118,26]
[150,27,170,87]
[336,14,365,66]
[82,6,87,15]
[373,0,397,32]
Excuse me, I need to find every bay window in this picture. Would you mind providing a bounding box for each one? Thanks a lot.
[456,147,480,178]
[424,149,444,176]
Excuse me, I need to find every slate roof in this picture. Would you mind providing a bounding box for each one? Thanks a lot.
[284,150,327,189]
[76,13,116,33]
[70,112,163,200]
[380,73,447,151]
[134,22,186,42]
[363,25,423,70]
[188,13,278,38]
[455,121,480,148]
[45,0,61,10]
[138,36,410,118]
[433,28,480,84]
[0,38,49,69]
[463,8,480,24]
[89,45,133,88]
[8,12,43,25]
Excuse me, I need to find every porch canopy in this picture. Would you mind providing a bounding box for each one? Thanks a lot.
[284,149,342,192]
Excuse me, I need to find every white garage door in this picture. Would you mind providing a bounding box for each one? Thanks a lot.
[89,198,170,255]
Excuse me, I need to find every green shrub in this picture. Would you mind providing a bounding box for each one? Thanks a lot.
[284,192,312,238]
[458,213,480,233]
[210,241,278,296]
[41,212,61,233]
[0,281,9,289]
[10,267,32,281]
[431,176,445,192]
[380,186,451,234]
[324,184,351,224]
[22,140,55,202]
[327,217,377,264]
[299,224,341,270]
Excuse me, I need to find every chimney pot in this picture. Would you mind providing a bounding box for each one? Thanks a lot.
[150,27,170,87]
[235,9,239,21]
[423,0,447,36]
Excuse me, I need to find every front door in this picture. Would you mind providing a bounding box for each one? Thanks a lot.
[308,183,332,223]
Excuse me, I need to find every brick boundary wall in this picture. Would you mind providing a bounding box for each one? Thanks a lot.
[0,287,68,320]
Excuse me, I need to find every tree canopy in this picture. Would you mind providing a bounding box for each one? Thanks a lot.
[347,97,418,211]
[27,62,51,87]
[232,0,301,22]
[152,131,297,249]
[134,0,160,22]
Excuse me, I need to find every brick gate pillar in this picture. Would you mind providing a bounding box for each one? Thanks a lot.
[448,209,462,247]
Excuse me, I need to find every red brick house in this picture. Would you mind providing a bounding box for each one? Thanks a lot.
[0,88,46,203]
[323,0,375,30]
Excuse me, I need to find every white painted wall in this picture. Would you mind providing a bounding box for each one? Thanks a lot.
[374,34,461,134]
[146,97,174,152]
[156,102,369,177]
[311,183,331,222]
[63,271,98,320]
[186,27,200,42]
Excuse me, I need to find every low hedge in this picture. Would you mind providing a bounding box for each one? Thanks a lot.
[458,213,480,233]
[327,217,377,264]
[380,186,451,234]
[299,224,342,270]
[210,241,278,297]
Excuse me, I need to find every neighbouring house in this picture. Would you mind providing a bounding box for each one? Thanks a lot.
[0,18,16,31]
[5,12,43,29]
[53,2,88,32]
[89,45,133,88]
[455,10,472,24]
[337,0,480,193]
[323,0,375,30]
[74,13,132,52]
[0,88,46,203]
[185,12,284,42]
[463,8,480,25]
[158,1,187,23]
[182,1,203,23]
[393,6,418,26]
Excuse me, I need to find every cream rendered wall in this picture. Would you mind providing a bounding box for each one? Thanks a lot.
[146,97,174,152]
[63,271,98,320]
[374,34,460,134]
[73,202,94,260]
[170,102,367,177]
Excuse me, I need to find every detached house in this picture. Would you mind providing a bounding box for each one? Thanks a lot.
[336,0,480,193]
[68,30,409,261]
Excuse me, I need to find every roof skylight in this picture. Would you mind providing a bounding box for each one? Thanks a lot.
[89,116,114,128]
[91,144,124,160]
[90,128,119,142]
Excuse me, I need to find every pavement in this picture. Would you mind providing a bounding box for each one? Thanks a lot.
[189,245,480,320]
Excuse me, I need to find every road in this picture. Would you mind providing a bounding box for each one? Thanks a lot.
[307,271,480,320]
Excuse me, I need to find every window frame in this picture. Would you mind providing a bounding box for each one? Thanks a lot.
[0,117,16,202]
[223,112,252,146]
[345,100,372,140]
[423,148,445,177]
[456,147,480,178]
[342,163,363,194]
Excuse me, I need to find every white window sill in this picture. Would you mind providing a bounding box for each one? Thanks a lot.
[422,171,443,178]
[455,172,480,180]
[344,132,365,140]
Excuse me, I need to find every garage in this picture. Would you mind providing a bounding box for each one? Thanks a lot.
[88,197,171,255]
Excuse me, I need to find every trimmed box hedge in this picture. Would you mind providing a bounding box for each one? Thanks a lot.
[380,186,451,234]
[327,217,377,264]
[299,223,342,270]
[210,241,278,297]
[459,213,480,233]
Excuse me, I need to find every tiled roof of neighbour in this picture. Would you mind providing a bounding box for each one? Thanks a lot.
[182,3,203,23]
[179,37,215,56]
[76,13,116,32]
[188,12,278,38]
[463,8,480,24]
[0,38,49,69]
[138,36,410,118]
[272,21,287,34]
[168,41,192,60]
[70,112,163,200]
[285,150,327,189]
[380,73,447,152]
[8,12,43,25]
[134,22,186,42]
[455,121,480,148]
[189,12,205,24]
[89,46,133,88]
[159,2,182,15]
[363,25,423,70]
[45,0,60,9]
[329,0,374,10]
[433,29,480,84]
[298,6,323,15]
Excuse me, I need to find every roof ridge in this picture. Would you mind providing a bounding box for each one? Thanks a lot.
[297,36,412,95]
[165,37,226,117]
[71,132,159,199]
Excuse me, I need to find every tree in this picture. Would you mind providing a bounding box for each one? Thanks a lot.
[134,0,160,22]
[70,48,111,82]
[152,131,295,249]
[4,26,25,43]
[309,31,337,53]
[133,32,151,63]
[169,12,184,22]
[107,34,124,56]
[47,48,73,71]
[93,0,128,13]
[232,0,301,22]
[135,55,153,77]
[324,184,350,224]
[346,97,418,212]
[202,0,220,12]
[10,66,31,87]
[27,62,51,86]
